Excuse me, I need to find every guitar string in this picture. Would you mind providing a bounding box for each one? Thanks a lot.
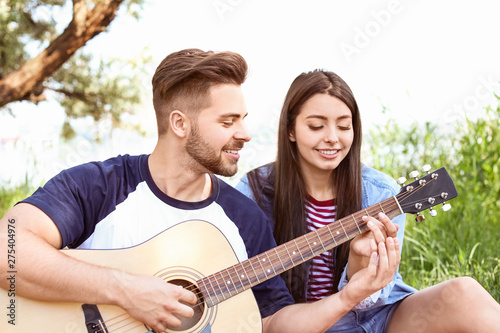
[94,175,441,331]
[172,199,401,308]
[190,185,423,304]
[93,312,141,333]
[107,320,143,333]
[93,201,398,332]
[192,176,441,304]
[93,203,397,332]
[175,176,438,308]
[97,320,152,333]
[155,186,428,309]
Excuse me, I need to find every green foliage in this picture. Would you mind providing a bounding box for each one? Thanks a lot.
[364,98,500,302]
[0,0,67,77]
[50,50,153,139]
[0,0,150,138]
[362,117,451,178]
[0,178,35,218]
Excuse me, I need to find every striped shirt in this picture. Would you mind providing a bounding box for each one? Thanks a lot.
[305,196,336,303]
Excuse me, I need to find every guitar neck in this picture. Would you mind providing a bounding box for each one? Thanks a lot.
[198,196,403,307]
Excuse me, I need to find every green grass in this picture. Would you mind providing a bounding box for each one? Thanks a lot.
[401,220,500,301]
[364,102,500,302]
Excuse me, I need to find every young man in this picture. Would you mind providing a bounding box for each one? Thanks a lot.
[0,49,399,332]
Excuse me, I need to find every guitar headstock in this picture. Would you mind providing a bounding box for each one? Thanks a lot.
[396,165,458,222]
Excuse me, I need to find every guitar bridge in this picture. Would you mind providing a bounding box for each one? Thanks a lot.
[82,304,109,333]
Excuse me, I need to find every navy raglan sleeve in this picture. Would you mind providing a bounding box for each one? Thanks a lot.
[20,155,143,248]
[21,165,95,248]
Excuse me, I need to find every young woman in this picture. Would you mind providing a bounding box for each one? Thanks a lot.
[236,69,500,332]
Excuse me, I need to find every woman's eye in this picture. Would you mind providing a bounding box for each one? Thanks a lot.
[223,122,233,126]
[339,126,351,130]
[308,125,323,130]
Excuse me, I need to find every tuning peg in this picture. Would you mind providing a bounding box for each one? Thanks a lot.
[429,207,437,217]
[441,203,451,211]
[397,177,407,186]
[409,170,420,180]
[422,165,431,174]
[415,213,425,223]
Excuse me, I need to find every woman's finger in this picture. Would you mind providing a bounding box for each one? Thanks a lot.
[378,212,399,237]
[366,218,386,244]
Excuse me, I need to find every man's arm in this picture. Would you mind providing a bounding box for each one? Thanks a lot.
[262,217,400,333]
[0,203,196,332]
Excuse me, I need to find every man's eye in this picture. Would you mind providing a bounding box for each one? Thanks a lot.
[223,122,233,126]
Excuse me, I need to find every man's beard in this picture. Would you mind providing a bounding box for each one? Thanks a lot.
[185,124,243,177]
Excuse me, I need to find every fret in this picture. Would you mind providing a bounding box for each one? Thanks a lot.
[274,247,287,272]
[378,202,386,214]
[218,271,231,299]
[206,276,221,304]
[308,231,326,255]
[352,214,362,234]
[231,264,245,291]
[325,225,338,246]
[264,252,277,276]
[224,268,237,294]
[283,242,296,266]
[316,227,335,251]
[247,257,261,284]
[239,261,253,286]
[316,229,327,253]
[197,279,212,306]
[293,239,306,262]
[256,254,269,279]
[304,234,315,258]
[339,220,349,239]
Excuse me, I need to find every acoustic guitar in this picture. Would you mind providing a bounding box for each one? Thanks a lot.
[1,166,458,332]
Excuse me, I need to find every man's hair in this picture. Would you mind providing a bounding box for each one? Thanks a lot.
[152,48,248,136]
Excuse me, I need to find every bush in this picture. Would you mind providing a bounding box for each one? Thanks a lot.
[363,101,500,302]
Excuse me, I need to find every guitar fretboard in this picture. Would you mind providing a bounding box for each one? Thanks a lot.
[197,196,403,307]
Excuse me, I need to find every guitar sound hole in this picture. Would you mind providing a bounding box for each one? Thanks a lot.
[167,279,205,331]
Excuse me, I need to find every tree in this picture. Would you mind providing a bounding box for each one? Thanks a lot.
[0,0,149,138]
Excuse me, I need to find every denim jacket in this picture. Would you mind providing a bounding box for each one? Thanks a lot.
[235,163,417,310]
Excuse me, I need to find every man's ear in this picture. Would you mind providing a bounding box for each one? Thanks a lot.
[169,110,189,138]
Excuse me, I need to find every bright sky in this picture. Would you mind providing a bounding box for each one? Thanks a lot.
[1,0,500,185]
[98,0,500,127]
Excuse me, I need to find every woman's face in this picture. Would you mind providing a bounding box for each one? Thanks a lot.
[290,93,354,176]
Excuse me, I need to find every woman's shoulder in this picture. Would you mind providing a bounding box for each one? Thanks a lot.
[235,162,276,220]
[237,163,274,188]
[361,165,401,205]
[251,162,275,178]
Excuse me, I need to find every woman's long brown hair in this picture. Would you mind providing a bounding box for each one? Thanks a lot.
[249,70,363,302]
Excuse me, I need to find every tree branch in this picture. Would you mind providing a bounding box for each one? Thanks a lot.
[0,0,124,108]
[47,86,98,104]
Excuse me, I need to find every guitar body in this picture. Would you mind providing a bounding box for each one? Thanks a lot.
[1,220,262,332]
